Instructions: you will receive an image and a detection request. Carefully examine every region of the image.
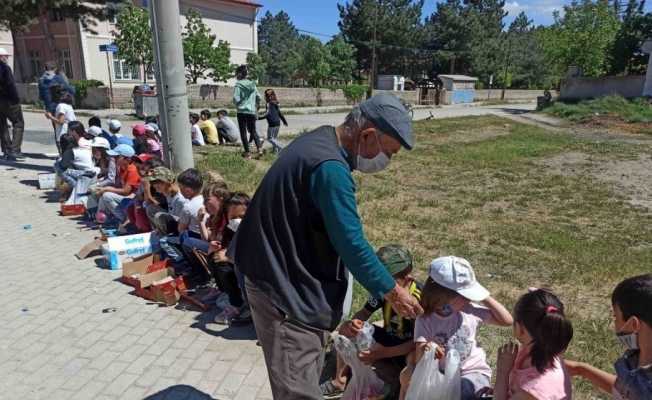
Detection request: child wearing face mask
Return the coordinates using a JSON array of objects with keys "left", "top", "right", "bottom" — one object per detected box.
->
[
  {"left": 565, "top": 274, "right": 652, "bottom": 400},
  {"left": 493, "top": 289, "right": 574, "bottom": 400},
  {"left": 399, "top": 256, "right": 513, "bottom": 400},
  {"left": 210, "top": 192, "right": 251, "bottom": 325}
]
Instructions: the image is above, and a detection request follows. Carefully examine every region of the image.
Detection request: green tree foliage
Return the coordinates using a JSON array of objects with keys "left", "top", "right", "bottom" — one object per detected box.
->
[
  {"left": 113, "top": 5, "right": 153, "bottom": 84},
  {"left": 257, "top": 11, "right": 301, "bottom": 85},
  {"left": 298, "top": 36, "right": 332, "bottom": 87},
  {"left": 326, "top": 35, "right": 357, "bottom": 83},
  {"left": 609, "top": 1, "right": 652, "bottom": 74},
  {"left": 504, "top": 12, "right": 552, "bottom": 89},
  {"left": 538, "top": 0, "right": 620, "bottom": 78},
  {"left": 337, "top": 0, "right": 425, "bottom": 77},
  {"left": 423, "top": 0, "right": 505, "bottom": 85},
  {"left": 182, "top": 9, "right": 232, "bottom": 84},
  {"left": 0, "top": 0, "right": 119, "bottom": 32},
  {"left": 246, "top": 52, "right": 267, "bottom": 82}
]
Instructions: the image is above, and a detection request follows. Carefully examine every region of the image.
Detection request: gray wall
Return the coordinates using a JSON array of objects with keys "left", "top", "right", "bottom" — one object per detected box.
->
[{"left": 560, "top": 76, "right": 645, "bottom": 100}]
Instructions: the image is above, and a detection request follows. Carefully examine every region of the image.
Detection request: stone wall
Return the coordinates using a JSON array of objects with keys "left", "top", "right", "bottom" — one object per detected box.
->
[
  {"left": 560, "top": 76, "right": 645, "bottom": 100},
  {"left": 17, "top": 82, "right": 542, "bottom": 110}
]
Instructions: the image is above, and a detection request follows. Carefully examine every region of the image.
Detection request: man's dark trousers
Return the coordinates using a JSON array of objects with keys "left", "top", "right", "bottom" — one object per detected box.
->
[{"left": 0, "top": 102, "right": 24, "bottom": 156}]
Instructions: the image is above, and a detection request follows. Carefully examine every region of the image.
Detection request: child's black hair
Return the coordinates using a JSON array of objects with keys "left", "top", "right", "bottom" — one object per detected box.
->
[
  {"left": 514, "top": 289, "right": 573, "bottom": 373},
  {"left": 200, "top": 109, "right": 211, "bottom": 119},
  {"left": 88, "top": 116, "right": 101, "bottom": 128},
  {"left": 144, "top": 116, "right": 158, "bottom": 124},
  {"left": 145, "top": 157, "right": 164, "bottom": 170},
  {"left": 189, "top": 113, "right": 200, "bottom": 123},
  {"left": 177, "top": 168, "right": 203, "bottom": 191},
  {"left": 236, "top": 64, "right": 248, "bottom": 78},
  {"left": 225, "top": 192, "right": 250, "bottom": 208},
  {"left": 612, "top": 274, "right": 652, "bottom": 327},
  {"left": 67, "top": 121, "right": 85, "bottom": 137}
]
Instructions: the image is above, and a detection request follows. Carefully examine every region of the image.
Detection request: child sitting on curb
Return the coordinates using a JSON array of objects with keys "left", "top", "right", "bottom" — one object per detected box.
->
[
  {"left": 565, "top": 274, "right": 652, "bottom": 399},
  {"left": 493, "top": 289, "right": 574, "bottom": 400},
  {"left": 322, "top": 244, "right": 421, "bottom": 399},
  {"left": 399, "top": 256, "right": 513, "bottom": 400}
]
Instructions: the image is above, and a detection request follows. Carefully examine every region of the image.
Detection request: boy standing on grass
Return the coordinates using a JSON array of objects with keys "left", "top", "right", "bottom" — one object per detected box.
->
[
  {"left": 233, "top": 64, "right": 263, "bottom": 158},
  {"left": 566, "top": 274, "right": 652, "bottom": 399},
  {"left": 176, "top": 168, "right": 204, "bottom": 239},
  {"left": 199, "top": 110, "right": 219, "bottom": 145}
]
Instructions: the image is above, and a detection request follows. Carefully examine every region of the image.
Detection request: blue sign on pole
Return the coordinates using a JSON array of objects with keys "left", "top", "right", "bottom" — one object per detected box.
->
[{"left": 99, "top": 44, "right": 119, "bottom": 53}]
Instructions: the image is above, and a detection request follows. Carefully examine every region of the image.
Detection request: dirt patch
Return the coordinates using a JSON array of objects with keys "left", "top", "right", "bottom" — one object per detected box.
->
[{"left": 540, "top": 152, "right": 652, "bottom": 210}]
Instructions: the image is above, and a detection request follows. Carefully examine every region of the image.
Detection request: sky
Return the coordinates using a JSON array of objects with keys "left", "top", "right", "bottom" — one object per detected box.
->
[{"left": 257, "top": 0, "right": 651, "bottom": 40}]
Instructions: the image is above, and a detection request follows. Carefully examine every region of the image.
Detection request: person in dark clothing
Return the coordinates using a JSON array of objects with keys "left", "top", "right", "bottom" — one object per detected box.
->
[
  {"left": 38, "top": 61, "right": 75, "bottom": 115},
  {"left": 228, "top": 93, "right": 423, "bottom": 399},
  {"left": 0, "top": 48, "right": 25, "bottom": 161},
  {"left": 258, "top": 89, "right": 288, "bottom": 154},
  {"left": 88, "top": 116, "right": 115, "bottom": 147}
]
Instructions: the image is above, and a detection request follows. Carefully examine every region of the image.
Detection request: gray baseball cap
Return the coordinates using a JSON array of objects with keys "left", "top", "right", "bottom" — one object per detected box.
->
[{"left": 359, "top": 93, "right": 414, "bottom": 150}]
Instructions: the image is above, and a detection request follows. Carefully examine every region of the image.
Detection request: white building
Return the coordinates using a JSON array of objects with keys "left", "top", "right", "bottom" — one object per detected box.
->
[{"left": 11, "top": 0, "right": 261, "bottom": 86}]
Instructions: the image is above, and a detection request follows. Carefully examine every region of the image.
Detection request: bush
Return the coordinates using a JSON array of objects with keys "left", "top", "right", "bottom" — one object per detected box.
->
[
  {"left": 545, "top": 95, "right": 652, "bottom": 123},
  {"left": 70, "top": 79, "right": 104, "bottom": 107},
  {"left": 341, "top": 84, "right": 368, "bottom": 104}
]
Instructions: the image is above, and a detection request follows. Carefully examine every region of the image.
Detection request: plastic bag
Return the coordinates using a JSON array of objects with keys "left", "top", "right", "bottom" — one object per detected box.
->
[
  {"left": 333, "top": 331, "right": 385, "bottom": 400},
  {"left": 406, "top": 346, "right": 461, "bottom": 400}
]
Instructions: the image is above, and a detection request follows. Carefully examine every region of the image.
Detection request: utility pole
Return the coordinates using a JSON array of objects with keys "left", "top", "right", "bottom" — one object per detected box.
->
[
  {"left": 149, "top": 0, "right": 194, "bottom": 170},
  {"left": 501, "top": 33, "right": 512, "bottom": 100},
  {"left": 368, "top": 0, "right": 379, "bottom": 98}
]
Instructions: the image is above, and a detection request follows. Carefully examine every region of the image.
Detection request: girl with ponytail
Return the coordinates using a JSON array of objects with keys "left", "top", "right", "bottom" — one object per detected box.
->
[{"left": 493, "top": 289, "right": 574, "bottom": 400}]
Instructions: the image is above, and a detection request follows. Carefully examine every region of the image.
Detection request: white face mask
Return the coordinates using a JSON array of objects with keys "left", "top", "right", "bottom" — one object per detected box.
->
[
  {"left": 227, "top": 218, "right": 242, "bottom": 232},
  {"left": 617, "top": 332, "right": 639, "bottom": 350},
  {"left": 616, "top": 318, "right": 639, "bottom": 350},
  {"left": 356, "top": 132, "right": 390, "bottom": 174}
]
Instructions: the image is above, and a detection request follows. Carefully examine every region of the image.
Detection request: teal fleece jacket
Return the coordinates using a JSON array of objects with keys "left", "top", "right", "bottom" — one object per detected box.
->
[{"left": 233, "top": 79, "right": 261, "bottom": 115}]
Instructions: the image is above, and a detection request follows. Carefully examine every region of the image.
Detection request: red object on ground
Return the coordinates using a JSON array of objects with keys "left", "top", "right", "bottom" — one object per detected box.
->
[
  {"left": 61, "top": 204, "right": 86, "bottom": 216},
  {"left": 126, "top": 204, "right": 151, "bottom": 232}
]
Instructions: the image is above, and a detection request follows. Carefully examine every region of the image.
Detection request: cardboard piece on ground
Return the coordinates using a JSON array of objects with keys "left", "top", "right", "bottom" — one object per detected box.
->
[
  {"left": 76, "top": 238, "right": 106, "bottom": 260},
  {"left": 121, "top": 254, "right": 167, "bottom": 287}
]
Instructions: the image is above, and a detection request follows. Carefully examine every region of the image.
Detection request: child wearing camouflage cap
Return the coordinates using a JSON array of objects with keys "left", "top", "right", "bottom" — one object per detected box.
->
[
  {"left": 321, "top": 244, "right": 422, "bottom": 399},
  {"left": 145, "top": 166, "right": 188, "bottom": 236}
]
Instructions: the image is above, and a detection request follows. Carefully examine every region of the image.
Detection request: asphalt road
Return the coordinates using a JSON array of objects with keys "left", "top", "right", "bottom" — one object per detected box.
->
[{"left": 19, "top": 102, "right": 536, "bottom": 150}]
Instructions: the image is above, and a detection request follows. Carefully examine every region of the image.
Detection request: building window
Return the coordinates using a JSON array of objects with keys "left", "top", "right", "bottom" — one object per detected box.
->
[
  {"left": 113, "top": 58, "right": 141, "bottom": 81},
  {"left": 58, "top": 49, "right": 73, "bottom": 79},
  {"left": 28, "top": 50, "right": 42, "bottom": 80}
]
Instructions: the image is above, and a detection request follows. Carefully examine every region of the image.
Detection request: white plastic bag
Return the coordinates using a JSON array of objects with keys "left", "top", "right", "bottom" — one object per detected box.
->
[
  {"left": 406, "top": 346, "right": 461, "bottom": 400},
  {"left": 333, "top": 330, "right": 385, "bottom": 400}
]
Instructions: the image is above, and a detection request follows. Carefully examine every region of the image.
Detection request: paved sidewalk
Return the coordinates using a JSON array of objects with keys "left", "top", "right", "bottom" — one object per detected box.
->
[{"left": 0, "top": 138, "right": 272, "bottom": 399}]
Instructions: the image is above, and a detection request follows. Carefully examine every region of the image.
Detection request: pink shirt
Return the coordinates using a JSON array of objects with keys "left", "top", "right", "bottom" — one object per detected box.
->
[
  {"left": 508, "top": 345, "right": 572, "bottom": 400},
  {"left": 414, "top": 304, "right": 493, "bottom": 378}
]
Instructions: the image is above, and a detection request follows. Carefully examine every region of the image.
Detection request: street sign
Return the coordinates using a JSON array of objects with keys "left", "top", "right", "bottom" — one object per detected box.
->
[{"left": 99, "top": 44, "right": 119, "bottom": 53}]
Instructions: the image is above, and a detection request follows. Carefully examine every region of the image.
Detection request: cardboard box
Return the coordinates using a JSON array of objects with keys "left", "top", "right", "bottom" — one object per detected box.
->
[
  {"left": 103, "top": 232, "right": 152, "bottom": 270},
  {"left": 38, "top": 173, "right": 56, "bottom": 190},
  {"left": 121, "top": 254, "right": 168, "bottom": 287}
]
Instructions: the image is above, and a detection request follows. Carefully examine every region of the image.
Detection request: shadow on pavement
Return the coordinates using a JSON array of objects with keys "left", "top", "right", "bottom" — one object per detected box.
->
[
  {"left": 497, "top": 107, "right": 531, "bottom": 115},
  {"left": 21, "top": 152, "right": 57, "bottom": 160},
  {"left": 0, "top": 159, "right": 54, "bottom": 173},
  {"left": 143, "top": 385, "right": 215, "bottom": 400},
  {"left": 19, "top": 179, "right": 39, "bottom": 188},
  {"left": 40, "top": 190, "right": 60, "bottom": 203},
  {"left": 190, "top": 311, "right": 258, "bottom": 341}
]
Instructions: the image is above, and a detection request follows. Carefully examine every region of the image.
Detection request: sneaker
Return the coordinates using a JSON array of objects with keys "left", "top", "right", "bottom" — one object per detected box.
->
[
  {"left": 214, "top": 304, "right": 240, "bottom": 325},
  {"left": 4, "top": 154, "right": 16, "bottom": 161},
  {"left": 13, "top": 153, "right": 25, "bottom": 161},
  {"left": 230, "top": 306, "right": 252, "bottom": 325}
]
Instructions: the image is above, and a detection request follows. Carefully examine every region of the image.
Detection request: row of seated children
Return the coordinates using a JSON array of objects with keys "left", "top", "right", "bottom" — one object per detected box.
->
[
  {"left": 191, "top": 111, "right": 240, "bottom": 147},
  {"left": 322, "top": 246, "right": 651, "bottom": 400}
]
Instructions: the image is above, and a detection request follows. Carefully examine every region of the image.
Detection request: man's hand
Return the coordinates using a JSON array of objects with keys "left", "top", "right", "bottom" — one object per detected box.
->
[
  {"left": 359, "top": 343, "right": 387, "bottom": 365},
  {"left": 384, "top": 283, "right": 423, "bottom": 319},
  {"left": 338, "top": 319, "right": 362, "bottom": 338}
]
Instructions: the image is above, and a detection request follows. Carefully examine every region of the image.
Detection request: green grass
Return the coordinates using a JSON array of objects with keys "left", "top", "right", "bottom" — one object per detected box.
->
[
  {"left": 197, "top": 115, "right": 652, "bottom": 399},
  {"left": 545, "top": 95, "right": 652, "bottom": 123}
]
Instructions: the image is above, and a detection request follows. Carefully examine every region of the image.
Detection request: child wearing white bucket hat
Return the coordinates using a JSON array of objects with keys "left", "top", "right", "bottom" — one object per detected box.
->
[{"left": 399, "top": 256, "right": 514, "bottom": 400}]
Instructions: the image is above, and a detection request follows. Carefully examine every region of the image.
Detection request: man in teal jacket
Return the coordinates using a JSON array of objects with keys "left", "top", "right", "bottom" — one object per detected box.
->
[{"left": 233, "top": 65, "right": 263, "bottom": 158}]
